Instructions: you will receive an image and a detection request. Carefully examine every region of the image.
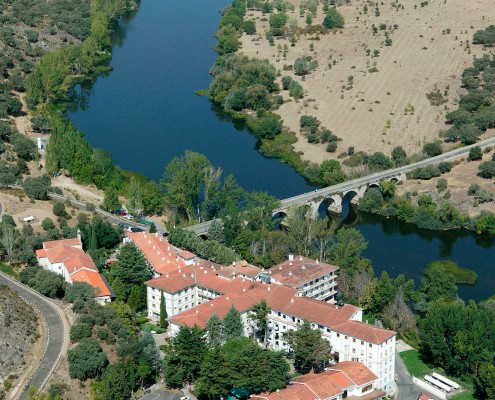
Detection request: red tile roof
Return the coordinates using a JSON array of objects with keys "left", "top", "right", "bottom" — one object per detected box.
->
[
  {"left": 128, "top": 232, "right": 185, "bottom": 275},
  {"left": 36, "top": 249, "right": 46, "bottom": 258},
  {"left": 216, "top": 261, "right": 262, "bottom": 279},
  {"left": 332, "top": 321, "right": 395, "bottom": 344},
  {"left": 43, "top": 237, "right": 81, "bottom": 249},
  {"left": 270, "top": 256, "right": 338, "bottom": 287},
  {"left": 71, "top": 269, "right": 112, "bottom": 297},
  {"left": 178, "top": 250, "right": 196, "bottom": 260},
  {"left": 329, "top": 361, "right": 378, "bottom": 386},
  {"left": 253, "top": 362, "right": 379, "bottom": 400},
  {"left": 43, "top": 244, "right": 97, "bottom": 272}
]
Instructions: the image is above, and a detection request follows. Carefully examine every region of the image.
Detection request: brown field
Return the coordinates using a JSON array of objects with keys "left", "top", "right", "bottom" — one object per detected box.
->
[{"left": 240, "top": 0, "right": 495, "bottom": 163}]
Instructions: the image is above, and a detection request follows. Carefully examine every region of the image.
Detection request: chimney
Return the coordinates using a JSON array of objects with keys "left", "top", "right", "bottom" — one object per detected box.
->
[
  {"left": 241, "top": 260, "right": 248, "bottom": 267},
  {"left": 226, "top": 296, "right": 230, "bottom": 300},
  {"left": 196, "top": 309, "right": 199, "bottom": 314},
  {"left": 268, "top": 287, "right": 271, "bottom": 292},
  {"left": 288, "top": 272, "right": 292, "bottom": 276},
  {"left": 210, "top": 303, "right": 214, "bottom": 307},
  {"left": 191, "top": 274, "right": 194, "bottom": 278},
  {"left": 299, "top": 256, "right": 303, "bottom": 261},
  {"left": 279, "top": 266, "right": 283, "bottom": 270},
  {"left": 162, "top": 257, "right": 165, "bottom": 261},
  {"left": 302, "top": 266, "right": 306, "bottom": 270},
  {"left": 288, "top": 254, "right": 293, "bottom": 261},
  {"left": 289, "top": 262, "right": 292, "bottom": 266},
  {"left": 316, "top": 259, "right": 319, "bottom": 264},
  {"left": 157, "top": 251, "right": 160, "bottom": 255},
  {"left": 291, "top": 298, "right": 294, "bottom": 303},
  {"left": 232, "top": 261, "right": 236, "bottom": 265},
  {"left": 153, "top": 245, "right": 155, "bottom": 250},
  {"left": 243, "top": 288, "right": 246, "bottom": 292},
  {"left": 166, "top": 274, "right": 169, "bottom": 278}
]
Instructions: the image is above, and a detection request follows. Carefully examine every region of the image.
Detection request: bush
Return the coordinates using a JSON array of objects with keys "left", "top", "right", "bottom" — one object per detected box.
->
[
  {"left": 436, "top": 178, "right": 448, "bottom": 191},
  {"left": 478, "top": 160, "right": 495, "bottom": 178},
  {"left": 409, "top": 166, "right": 441, "bottom": 180},
  {"left": 68, "top": 338, "right": 108, "bottom": 380},
  {"left": 23, "top": 175, "right": 51, "bottom": 200},
  {"left": 423, "top": 142, "right": 443, "bottom": 157},
  {"left": 326, "top": 141, "right": 337, "bottom": 152},
  {"left": 468, "top": 183, "right": 480, "bottom": 196},
  {"left": 281, "top": 76, "right": 292, "bottom": 90},
  {"left": 323, "top": 7, "right": 344, "bottom": 29},
  {"left": 358, "top": 187, "right": 384, "bottom": 212},
  {"left": 70, "top": 322, "right": 93, "bottom": 343},
  {"left": 476, "top": 189, "right": 494, "bottom": 203},
  {"left": 244, "top": 20, "right": 256, "bottom": 35},
  {"left": 300, "top": 115, "right": 319, "bottom": 128},
  {"left": 438, "top": 161, "right": 453, "bottom": 173},
  {"left": 469, "top": 146, "right": 483, "bottom": 161},
  {"left": 427, "top": 260, "right": 478, "bottom": 284},
  {"left": 288, "top": 80, "right": 304, "bottom": 98}
]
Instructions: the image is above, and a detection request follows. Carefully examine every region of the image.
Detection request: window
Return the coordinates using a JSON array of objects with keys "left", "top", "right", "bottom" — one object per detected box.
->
[
  {"left": 362, "top": 384, "right": 372, "bottom": 393},
  {"left": 361, "top": 341, "right": 364, "bottom": 345},
  {"left": 152, "top": 296, "right": 155, "bottom": 300},
  {"left": 369, "top": 343, "right": 372, "bottom": 348},
  {"left": 353, "top": 338, "right": 356, "bottom": 343},
  {"left": 345, "top": 336, "right": 348, "bottom": 339},
  {"left": 337, "top": 333, "right": 340, "bottom": 338}
]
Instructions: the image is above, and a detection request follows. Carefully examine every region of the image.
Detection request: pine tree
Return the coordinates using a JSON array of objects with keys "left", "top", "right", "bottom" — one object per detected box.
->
[
  {"left": 149, "top": 222, "right": 157, "bottom": 233},
  {"left": 207, "top": 219, "right": 225, "bottom": 243},
  {"left": 160, "top": 291, "right": 169, "bottom": 329},
  {"left": 89, "top": 222, "right": 97, "bottom": 251},
  {"left": 195, "top": 347, "right": 233, "bottom": 399},
  {"left": 223, "top": 306, "right": 244, "bottom": 341},
  {"left": 206, "top": 313, "right": 223, "bottom": 346},
  {"left": 249, "top": 299, "right": 271, "bottom": 347},
  {"left": 284, "top": 320, "right": 333, "bottom": 373},
  {"left": 127, "top": 285, "right": 146, "bottom": 311}
]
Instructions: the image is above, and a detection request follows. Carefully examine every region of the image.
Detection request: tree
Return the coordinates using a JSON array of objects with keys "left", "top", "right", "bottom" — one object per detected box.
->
[
  {"left": 23, "top": 175, "right": 51, "bottom": 200},
  {"left": 245, "top": 191, "right": 281, "bottom": 231},
  {"left": 415, "top": 268, "right": 458, "bottom": 312},
  {"left": 206, "top": 313, "right": 223, "bottom": 346},
  {"left": 423, "top": 142, "right": 443, "bottom": 157},
  {"left": 28, "top": 270, "right": 65, "bottom": 298},
  {"left": 149, "top": 222, "right": 157, "bottom": 233},
  {"left": 195, "top": 347, "right": 233, "bottom": 400},
  {"left": 141, "top": 181, "right": 165, "bottom": 215},
  {"left": 65, "top": 282, "right": 95, "bottom": 303},
  {"left": 207, "top": 219, "right": 225, "bottom": 243},
  {"left": 478, "top": 160, "right": 495, "bottom": 178},
  {"left": 469, "top": 146, "right": 483, "bottom": 161},
  {"left": 288, "top": 80, "right": 304, "bottom": 99},
  {"left": 103, "top": 187, "right": 120, "bottom": 211},
  {"left": 110, "top": 243, "right": 152, "bottom": 300},
  {"left": 163, "top": 325, "right": 207, "bottom": 386},
  {"left": 323, "top": 7, "right": 345, "bottom": 29},
  {"left": 127, "top": 176, "right": 143, "bottom": 214},
  {"left": 223, "top": 305, "right": 244, "bottom": 341},
  {"left": 244, "top": 20, "right": 256, "bottom": 35},
  {"left": 10, "top": 133, "right": 37, "bottom": 160},
  {"left": 391, "top": 146, "right": 407, "bottom": 165},
  {"left": 328, "top": 227, "right": 369, "bottom": 275},
  {"left": 161, "top": 151, "right": 211, "bottom": 221},
  {"left": 269, "top": 12, "right": 288, "bottom": 29},
  {"left": 92, "top": 362, "right": 133, "bottom": 400},
  {"left": 475, "top": 363, "right": 495, "bottom": 400},
  {"left": 249, "top": 299, "right": 271, "bottom": 346},
  {"left": 284, "top": 320, "right": 333, "bottom": 373},
  {"left": 127, "top": 285, "right": 147, "bottom": 311},
  {"left": 159, "top": 291, "right": 169, "bottom": 329},
  {"left": 1, "top": 224, "right": 15, "bottom": 262},
  {"left": 68, "top": 338, "right": 108, "bottom": 380},
  {"left": 367, "top": 152, "right": 392, "bottom": 172}
]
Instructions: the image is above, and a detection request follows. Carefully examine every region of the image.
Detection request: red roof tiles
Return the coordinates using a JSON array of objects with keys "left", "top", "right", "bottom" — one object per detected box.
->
[
  {"left": 332, "top": 321, "right": 395, "bottom": 344},
  {"left": 71, "top": 269, "right": 112, "bottom": 297},
  {"left": 43, "top": 237, "right": 82, "bottom": 249},
  {"left": 270, "top": 256, "right": 338, "bottom": 287}
]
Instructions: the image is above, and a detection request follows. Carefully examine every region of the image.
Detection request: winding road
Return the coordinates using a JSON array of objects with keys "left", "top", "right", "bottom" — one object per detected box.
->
[{"left": 0, "top": 272, "right": 67, "bottom": 400}]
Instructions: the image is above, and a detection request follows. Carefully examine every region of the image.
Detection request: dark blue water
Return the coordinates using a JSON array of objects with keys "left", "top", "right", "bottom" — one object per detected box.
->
[
  {"left": 69, "top": 0, "right": 495, "bottom": 302},
  {"left": 68, "top": 0, "right": 313, "bottom": 198}
]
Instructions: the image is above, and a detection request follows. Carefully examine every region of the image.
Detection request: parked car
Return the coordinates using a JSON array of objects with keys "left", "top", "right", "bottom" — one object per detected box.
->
[
  {"left": 125, "top": 214, "right": 134, "bottom": 220},
  {"left": 130, "top": 227, "right": 144, "bottom": 233},
  {"left": 179, "top": 397, "right": 190, "bottom": 400},
  {"left": 118, "top": 222, "right": 127, "bottom": 229}
]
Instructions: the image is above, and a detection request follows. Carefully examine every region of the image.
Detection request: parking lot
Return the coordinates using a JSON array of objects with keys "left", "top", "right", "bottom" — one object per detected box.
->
[{"left": 139, "top": 389, "right": 184, "bottom": 400}]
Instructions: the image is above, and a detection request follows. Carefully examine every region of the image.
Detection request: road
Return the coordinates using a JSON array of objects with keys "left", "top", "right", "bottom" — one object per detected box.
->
[
  {"left": 0, "top": 272, "right": 67, "bottom": 400},
  {"left": 395, "top": 352, "right": 441, "bottom": 400},
  {"left": 186, "top": 136, "right": 495, "bottom": 234}
]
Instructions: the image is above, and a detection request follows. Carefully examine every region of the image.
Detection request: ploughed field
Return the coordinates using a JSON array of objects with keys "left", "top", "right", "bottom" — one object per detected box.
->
[{"left": 240, "top": 0, "right": 495, "bottom": 163}]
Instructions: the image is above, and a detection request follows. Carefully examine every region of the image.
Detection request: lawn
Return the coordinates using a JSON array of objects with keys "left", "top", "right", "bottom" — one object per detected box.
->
[
  {"left": 400, "top": 349, "right": 432, "bottom": 377},
  {"left": 0, "top": 263, "right": 18, "bottom": 278},
  {"left": 140, "top": 322, "right": 166, "bottom": 334},
  {"left": 451, "top": 392, "right": 476, "bottom": 400}
]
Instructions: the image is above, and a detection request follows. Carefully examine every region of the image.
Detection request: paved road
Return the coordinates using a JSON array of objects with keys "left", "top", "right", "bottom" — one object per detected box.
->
[
  {"left": 395, "top": 351, "right": 440, "bottom": 400},
  {"left": 140, "top": 389, "right": 183, "bottom": 400},
  {"left": 0, "top": 272, "right": 66, "bottom": 400},
  {"left": 186, "top": 136, "right": 495, "bottom": 234}
]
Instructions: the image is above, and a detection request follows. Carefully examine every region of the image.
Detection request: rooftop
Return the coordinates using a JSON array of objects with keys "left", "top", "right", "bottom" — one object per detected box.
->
[
  {"left": 43, "top": 237, "right": 82, "bottom": 249},
  {"left": 252, "top": 362, "right": 382, "bottom": 400},
  {"left": 269, "top": 256, "right": 338, "bottom": 288},
  {"left": 42, "top": 244, "right": 98, "bottom": 273},
  {"left": 70, "top": 269, "right": 112, "bottom": 297},
  {"left": 216, "top": 260, "right": 262, "bottom": 279},
  {"left": 128, "top": 231, "right": 185, "bottom": 275}
]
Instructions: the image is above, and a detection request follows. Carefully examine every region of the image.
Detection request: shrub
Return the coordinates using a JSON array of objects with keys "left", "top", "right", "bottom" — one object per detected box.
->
[
  {"left": 423, "top": 142, "right": 443, "bottom": 157},
  {"left": 409, "top": 166, "right": 442, "bottom": 180},
  {"left": 300, "top": 115, "right": 319, "bottom": 128},
  {"left": 436, "top": 178, "right": 448, "bottom": 191},
  {"left": 244, "top": 20, "right": 256, "bottom": 35},
  {"left": 326, "top": 141, "right": 337, "bottom": 152},
  {"left": 288, "top": 80, "right": 304, "bottom": 98},
  {"left": 323, "top": 7, "right": 344, "bottom": 29},
  {"left": 281, "top": 76, "right": 293, "bottom": 90},
  {"left": 469, "top": 146, "right": 483, "bottom": 161},
  {"left": 359, "top": 187, "right": 384, "bottom": 212},
  {"left": 478, "top": 160, "right": 495, "bottom": 178},
  {"left": 438, "top": 161, "right": 453, "bottom": 173},
  {"left": 68, "top": 338, "right": 108, "bottom": 380},
  {"left": 70, "top": 322, "right": 93, "bottom": 343},
  {"left": 468, "top": 183, "right": 480, "bottom": 196}
]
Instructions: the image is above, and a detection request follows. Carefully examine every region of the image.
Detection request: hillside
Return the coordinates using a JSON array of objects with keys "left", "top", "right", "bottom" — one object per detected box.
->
[
  {"left": 240, "top": 0, "right": 495, "bottom": 163},
  {"left": 0, "top": 284, "right": 42, "bottom": 397}
]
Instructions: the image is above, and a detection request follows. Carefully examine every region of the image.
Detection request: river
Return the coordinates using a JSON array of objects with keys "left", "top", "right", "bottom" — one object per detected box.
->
[{"left": 69, "top": 0, "right": 494, "bottom": 302}]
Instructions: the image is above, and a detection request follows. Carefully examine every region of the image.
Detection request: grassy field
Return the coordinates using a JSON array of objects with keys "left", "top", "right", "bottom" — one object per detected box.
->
[
  {"left": 400, "top": 349, "right": 433, "bottom": 377},
  {"left": 451, "top": 392, "right": 476, "bottom": 400}
]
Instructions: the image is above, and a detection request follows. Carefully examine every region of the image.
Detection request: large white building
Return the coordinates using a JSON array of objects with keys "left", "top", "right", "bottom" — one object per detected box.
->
[
  {"left": 130, "top": 231, "right": 396, "bottom": 393},
  {"left": 168, "top": 282, "right": 396, "bottom": 393}
]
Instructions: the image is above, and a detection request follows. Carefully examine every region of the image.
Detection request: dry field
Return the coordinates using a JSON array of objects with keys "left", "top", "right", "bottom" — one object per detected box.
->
[{"left": 240, "top": 0, "right": 495, "bottom": 163}]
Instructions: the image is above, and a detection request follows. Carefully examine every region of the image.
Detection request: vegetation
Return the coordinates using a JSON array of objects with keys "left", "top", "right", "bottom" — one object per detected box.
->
[
  {"left": 473, "top": 25, "right": 495, "bottom": 46},
  {"left": 426, "top": 260, "right": 478, "bottom": 285},
  {"left": 400, "top": 349, "right": 432, "bottom": 377}
]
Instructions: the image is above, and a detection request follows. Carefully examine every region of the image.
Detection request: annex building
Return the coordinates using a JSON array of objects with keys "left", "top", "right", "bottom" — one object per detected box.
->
[
  {"left": 36, "top": 235, "right": 113, "bottom": 304},
  {"left": 127, "top": 231, "right": 396, "bottom": 393}
]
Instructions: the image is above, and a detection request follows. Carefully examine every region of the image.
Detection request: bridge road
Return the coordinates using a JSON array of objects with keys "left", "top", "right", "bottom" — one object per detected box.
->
[{"left": 186, "top": 136, "right": 495, "bottom": 234}]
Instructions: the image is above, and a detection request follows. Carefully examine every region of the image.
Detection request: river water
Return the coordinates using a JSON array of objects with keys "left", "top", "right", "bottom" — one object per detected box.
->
[{"left": 69, "top": 0, "right": 494, "bottom": 302}]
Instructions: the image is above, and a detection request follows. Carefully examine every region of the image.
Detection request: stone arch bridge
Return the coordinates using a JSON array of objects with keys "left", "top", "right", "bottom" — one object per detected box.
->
[{"left": 186, "top": 137, "right": 495, "bottom": 236}]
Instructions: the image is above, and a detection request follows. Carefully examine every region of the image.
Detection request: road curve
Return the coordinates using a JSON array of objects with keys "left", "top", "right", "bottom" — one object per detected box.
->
[{"left": 0, "top": 272, "right": 66, "bottom": 400}]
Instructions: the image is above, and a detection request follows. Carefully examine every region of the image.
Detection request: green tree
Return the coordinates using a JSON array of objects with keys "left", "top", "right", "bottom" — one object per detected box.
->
[
  {"left": 269, "top": 12, "right": 288, "bottom": 29},
  {"left": 478, "top": 160, "right": 495, "bottom": 178},
  {"left": 328, "top": 227, "right": 369, "bottom": 274},
  {"left": 423, "top": 142, "right": 443, "bottom": 157},
  {"left": 141, "top": 181, "right": 164, "bottom": 215},
  {"left": 245, "top": 191, "right": 281, "bottom": 231},
  {"left": 223, "top": 305, "right": 244, "bottom": 341},
  {"left": 127, "top": 176, "right": 143, "bottom": 214},
  {"left": 103, "top": 187, "right": 120, "bottom": 211},
  {"left": 475, "top": 363, "right": 495, "bottom": 400},
  {"left": 244, "top": 20, "right": 256, "bottom": 35},
  {"left": 391, "top": 145, "right": 407, "bottom": 165},
  {"left": 207, "top": 219, "right": 225, "bottom": 243},
  {"left": 163, "top": 325, "right": 207, "bottom": 386},
  {"left": 206, "top": 313, "right": 224, "bottom": 346},
  {"left": 68, "top": 338, "right": 108, "bottom": 380},
  {"left": 415, "top": 268, "right": 458, "bottom": 312},
  {"left": 23, "top": 175, "right": 51, "bottom": 200},
  {"left": 110, "top": 243, "right": 152, "bottom": 300},
  {"left": 323, "top": 7, "right": 345, "bottom": 29},
  {"left": 92, "top": 362, "right": 133, "bottom": 400},
  {"left": 161, "top": 151, "right": 211, "bottom": 221},
  {"left": 127, "top": 284, "right": 147, "bottom": 311},
  {"left": 195, "top": 347, "right": 233, "bottom": 400},
  {"left": 284, "top": 320, "right": 333, "bottom": 373},
  {"left": 160, "top": 291, "right": 169, "bottom": 329},
  {"left": 469, "top": 146, "right": 483, "bottom": 161},
  {"left": 249, "top": 299, "right": 271, "bottom": 346}
]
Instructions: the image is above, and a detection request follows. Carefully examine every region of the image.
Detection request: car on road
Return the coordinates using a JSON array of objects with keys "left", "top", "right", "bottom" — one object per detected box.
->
[
  {"left": 125, "top": 214, "right": 134, "bottom": 220},
  {"left": 179, "top": 397, "right": 190, "bottom": 400},
  {"left": 130, "top": 227, "right": 144, "bottom": 233}
]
